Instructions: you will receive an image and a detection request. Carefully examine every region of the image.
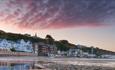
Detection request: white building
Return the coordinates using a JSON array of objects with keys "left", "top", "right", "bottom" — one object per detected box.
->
[
  {"left": 15, "top": 39, "right": 33, "bottom": 52},
  {"left": 0, "top": 39, "right": 33, "bottom": 52},
  {"left": 101, "top": 54, "right": 115, "bottom": 59},
  {"left": 0, "top": 39, "right": 12, "bottom": 50},
  {"left": 67, "top": 49, "right": 78, "bottom": 57}
]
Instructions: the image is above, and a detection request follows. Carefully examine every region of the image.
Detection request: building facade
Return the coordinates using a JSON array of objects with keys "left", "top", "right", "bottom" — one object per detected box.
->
[{"left": 33, "top": 42, "right": 57, "bottom": 56}]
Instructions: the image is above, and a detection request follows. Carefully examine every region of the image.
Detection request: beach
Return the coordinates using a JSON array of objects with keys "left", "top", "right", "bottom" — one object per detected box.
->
[
  {"left": 0, "top": 57, "right": 115, "bottom": 70},
  {"left": 45, "top": 63, "right": 115, "bottom": 70}
]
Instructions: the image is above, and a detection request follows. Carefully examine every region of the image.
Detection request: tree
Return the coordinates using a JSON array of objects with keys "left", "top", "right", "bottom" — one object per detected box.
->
[
  {"left": 46, "top": 35, "right": 54, "bottom": 39},
  {"left": 45, "top": 35, "right": 54, "bottom": 45},
  {"left": 55, "top": 41, "right": 70, "bottom": 51},
  {"left": 59, "top": 40, "right": 69, "bottom": 44}
]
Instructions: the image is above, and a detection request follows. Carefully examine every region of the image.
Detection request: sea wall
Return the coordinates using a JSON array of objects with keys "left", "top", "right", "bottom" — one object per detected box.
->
[{"left": 0, "top": 49, "right": 36, "bottom": 56}]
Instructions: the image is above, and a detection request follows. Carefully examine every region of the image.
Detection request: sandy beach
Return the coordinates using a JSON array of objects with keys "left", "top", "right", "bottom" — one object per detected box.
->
[
  {"left": 45, "top": 63, "right": 115, "bottom": 70},
  {"left": 33, "top": 61, "right": 115, "bottom": 70},
  {"left": 0, "top": 57, "right": 115, "bottom": 70}
]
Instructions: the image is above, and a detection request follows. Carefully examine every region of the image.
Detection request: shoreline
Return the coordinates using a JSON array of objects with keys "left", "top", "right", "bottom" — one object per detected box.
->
[
  {"left": 46, "top": 63, "right": 115, "bottom": 70},
  {"left": 0, "top": 56, "right": 115, "bottom": 70},
  {"left": 36, "top": 61, "right": 115, "bottom": 70}
]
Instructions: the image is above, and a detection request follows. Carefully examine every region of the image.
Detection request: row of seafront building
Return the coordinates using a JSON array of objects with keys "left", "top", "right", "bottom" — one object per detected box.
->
[
  {"left": 33, "top": 43, "right": 102, "bottom": 58},
  {"left": 0, "top": 41, "right": 56, "bottom": 57},
  {"left": 33, "top": 43, "right": 115, "bottom": 59},
  {"left": 57, "top": 48, "right": 95, "bottom": 58},
  {"left": 0, "top": 40, "right": 114, "bottom": 58},
  {"left": 0, "top": 35, "right": 115, "bottom": 58}
]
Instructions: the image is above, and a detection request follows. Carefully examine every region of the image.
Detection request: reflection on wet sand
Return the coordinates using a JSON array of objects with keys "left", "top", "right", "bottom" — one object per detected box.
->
[
  {"left": 0, "top": 57, "right": 115, "bottom": 70},
  {"left": 0, "top": 61, "right": 45, "bottom": 70}
]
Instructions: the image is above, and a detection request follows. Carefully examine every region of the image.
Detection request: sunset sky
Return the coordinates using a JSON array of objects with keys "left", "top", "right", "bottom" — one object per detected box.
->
[{"left": 0, "top": 0, "right": 115, "bottom": 51}]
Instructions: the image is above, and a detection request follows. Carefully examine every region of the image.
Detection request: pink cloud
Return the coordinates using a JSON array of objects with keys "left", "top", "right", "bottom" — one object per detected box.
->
[{"left": 0, "top": 0, "right": 113, "bottom": 30}]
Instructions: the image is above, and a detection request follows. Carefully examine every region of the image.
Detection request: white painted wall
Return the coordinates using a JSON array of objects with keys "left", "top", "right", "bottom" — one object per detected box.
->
[{"left": 0, "top": 39, "right": 33, "bottom": 52}]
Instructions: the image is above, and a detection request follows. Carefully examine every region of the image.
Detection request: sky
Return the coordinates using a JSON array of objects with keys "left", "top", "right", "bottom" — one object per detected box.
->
[{"left": 0, "top": 0, "right": 115, "bottom": 51}]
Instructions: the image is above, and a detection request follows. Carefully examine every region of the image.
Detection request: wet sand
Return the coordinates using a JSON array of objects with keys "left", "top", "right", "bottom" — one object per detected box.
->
[
  {"left": 47, "top": 63, "right": 115, "bottom": 70},
  {"left": 0, "top": 56, "right": 115, "bottom": 70}
]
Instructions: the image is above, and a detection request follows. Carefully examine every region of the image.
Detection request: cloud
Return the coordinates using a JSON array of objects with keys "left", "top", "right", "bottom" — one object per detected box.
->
[{"left": 0, "top": 0, "right": 115, "bottom": 30}]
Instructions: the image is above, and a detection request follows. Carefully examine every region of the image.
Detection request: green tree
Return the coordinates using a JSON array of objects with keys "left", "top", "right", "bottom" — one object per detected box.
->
[
  {"left": 55, "top": 41, "right": 70, "bottom": 51},
  {"left": 45, "top": 35, "right": 54, "bottom": 45}
]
